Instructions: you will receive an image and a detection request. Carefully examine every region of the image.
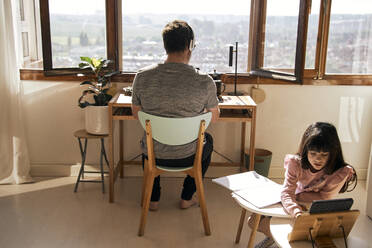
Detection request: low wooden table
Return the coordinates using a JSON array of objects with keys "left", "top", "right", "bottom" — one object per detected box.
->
[
  {"left": 232, "top": 193, "right": 290, "bottom": 248},
  {"left": 107, "top": 93, "right": 257, "bottom": 203}
]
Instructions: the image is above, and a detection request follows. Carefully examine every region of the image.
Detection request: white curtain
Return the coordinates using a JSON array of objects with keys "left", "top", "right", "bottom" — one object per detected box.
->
[{"left": 0, "top": 0, "right": 32, "bottom": 184}]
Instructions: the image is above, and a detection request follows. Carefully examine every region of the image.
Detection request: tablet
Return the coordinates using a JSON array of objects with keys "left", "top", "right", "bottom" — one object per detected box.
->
[{"left": 309, "top": 198, "right": 353, "bottom": 214}]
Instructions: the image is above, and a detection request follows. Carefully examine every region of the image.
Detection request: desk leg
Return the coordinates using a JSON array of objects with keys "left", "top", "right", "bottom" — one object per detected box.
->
[
  {"left": 249, "top": 107, "right": 256, "bottom": 171},
  {"left": 119, "top": 120, "right": 124, "bottom": 178},
  {"left": 247, "top": 213, "right": 261, "bottom": 248},
  {"left": 235, "top": 208, "right": 247, "bottom": 243},
  {"left": 240, "top": 122, "right": 247, "bottom": 172},
  {"left": 108, "top": 106, "right": 114, "bottom": 203}
]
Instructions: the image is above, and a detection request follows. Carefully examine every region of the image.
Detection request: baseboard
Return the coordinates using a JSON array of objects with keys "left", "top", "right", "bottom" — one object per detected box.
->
[
  {"left": 31, "top": 163, "right": 82, "bottom": 177},
  {"left": 30, "top": 163, "right": 368, "bottom": 180}
]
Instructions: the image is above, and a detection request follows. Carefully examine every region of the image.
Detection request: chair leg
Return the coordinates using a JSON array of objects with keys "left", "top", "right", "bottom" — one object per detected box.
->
[
  {"left": 82, "top": 138, "right": 87, "bottom": 180},
  {"left": 247, "top": 213, "right": 261, "bottom": 248},
  {"left": 100, "top": 138, "right": 105, "bottom": 193},
  {"left": 74, "top": 138, "right": 88, "bottom": 192},
  {"left": 101, "top": 139, "right": 109, "bottom": 167},
  {"left": 194, "top": 170, "right": 211, "bottom": 236},
  {"left": 235, "top": 208, "right": 247, "bottom": 243},
  {"left": 138, "top": 171, "right": 155, "bottom": 236},
  {"left": 141, "top": 161, "right": 149, "bottom": 207}
]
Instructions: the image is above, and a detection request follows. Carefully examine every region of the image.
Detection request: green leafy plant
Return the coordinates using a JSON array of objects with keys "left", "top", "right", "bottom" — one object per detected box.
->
[{"left": 78, "top": 56, "right": 118, "bottom": 108}]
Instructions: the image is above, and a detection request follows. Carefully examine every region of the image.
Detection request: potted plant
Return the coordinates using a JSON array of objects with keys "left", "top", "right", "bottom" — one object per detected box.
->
[{"left": 78, "top": 56, "right": 117, "bottom": 135}]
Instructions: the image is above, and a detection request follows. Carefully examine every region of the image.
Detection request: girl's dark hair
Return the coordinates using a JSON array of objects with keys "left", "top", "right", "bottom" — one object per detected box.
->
[
  {"left": 297, "top": 122, "right": 357, "bottom": 192},
  {"left": 162, "top": 20, "right": 194, "bottom": 54}
]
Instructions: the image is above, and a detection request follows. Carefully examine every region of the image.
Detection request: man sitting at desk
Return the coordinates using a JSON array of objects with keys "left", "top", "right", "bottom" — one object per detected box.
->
[{"left": 131, "top": 20, "right": 220, "bottom": 211}]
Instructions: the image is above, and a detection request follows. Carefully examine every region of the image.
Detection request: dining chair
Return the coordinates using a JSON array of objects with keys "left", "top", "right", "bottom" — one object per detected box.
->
[{"left": 137, "top": 111, "right": 212, "bottom": 236}]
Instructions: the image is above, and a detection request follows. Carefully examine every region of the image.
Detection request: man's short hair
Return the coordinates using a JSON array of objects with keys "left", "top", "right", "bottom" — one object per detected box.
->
[{"left": 162, "top": 20, "right": 194, "bottom": 54}]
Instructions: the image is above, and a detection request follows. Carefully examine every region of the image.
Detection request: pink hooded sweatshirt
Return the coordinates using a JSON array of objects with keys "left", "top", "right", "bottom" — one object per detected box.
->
[{"left": 281, "top": 154, "right": 353, "bottom": 217}]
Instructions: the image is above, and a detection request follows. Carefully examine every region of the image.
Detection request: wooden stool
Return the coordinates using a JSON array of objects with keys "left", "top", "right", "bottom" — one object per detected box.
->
[{"left": 73, "top": 129, "right": 109, "bottom": 193}]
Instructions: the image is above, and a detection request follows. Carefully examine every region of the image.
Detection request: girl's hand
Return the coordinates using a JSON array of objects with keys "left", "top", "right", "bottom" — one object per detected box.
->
[
  {"left": 299, "top": 203, "right": 308, "bottom": 211},
  {"left": 295, "top": 211, "right": 302, "bottom": 218},
  {"left": 294, "top": 203, "right": 307, "bottom": 218}
]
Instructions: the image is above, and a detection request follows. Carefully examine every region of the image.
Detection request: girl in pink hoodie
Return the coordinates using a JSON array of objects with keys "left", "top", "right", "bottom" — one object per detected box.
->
[
  {"left": 253, "top": 122, "right": 357, "bottom": 248},
  {"left": 281, "top": 122, "right": 357, "bottom": 217}
]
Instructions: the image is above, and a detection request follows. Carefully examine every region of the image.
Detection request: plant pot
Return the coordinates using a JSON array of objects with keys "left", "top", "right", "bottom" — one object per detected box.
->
[{"left": 85, "top": 106, "right": 109, "bottom": 135}]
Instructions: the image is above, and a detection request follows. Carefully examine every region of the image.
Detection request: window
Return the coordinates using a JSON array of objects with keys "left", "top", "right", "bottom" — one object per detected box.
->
[
  {"left": 305, "top": 0, "right": 321, "bottom": 69},
  {"left": 262, "top": 2, "right": 300, "bottom": 69},
  {"left": 17, "top": 0, "right": 42, "bottom": 68},
  {"left": 121, "top": 0, "right": 251, "bottom": 73},
  {"left": 38, "top": 0, "right": 252, "bottom": 75},
  {"left": 39, "top": 0, "right": 119, "bottom": 75},
  {"left": 23, "top": 0, "right": 372, "bottom": 85},
  {"left": 47, "top": 0, "right": 106, "bottom": 68},
  {"left": 21, "top": 32, "right": 30, "bottom": 57},
  {"left": 326, "top": 0, "right": 372, "bottom": 74},
  {"left": 249, "top": 0, "right": 310, "bottom": 83}
]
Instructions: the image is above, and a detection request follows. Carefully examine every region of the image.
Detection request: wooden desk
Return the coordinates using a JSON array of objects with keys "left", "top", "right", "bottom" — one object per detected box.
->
[{"left": 107, "top": 93, "right": 257, "bottom": 203}]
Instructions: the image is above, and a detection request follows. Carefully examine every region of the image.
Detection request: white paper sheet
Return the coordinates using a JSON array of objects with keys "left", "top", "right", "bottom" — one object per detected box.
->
[
  {"left": 212, "top": 171, "right": 282, "bottom": 208},
  {"left": 219, "top": 96, "right": 244, "bottom": 106},
  {"left": 117, "top": 94, "right": 132, "bottom": 104}
]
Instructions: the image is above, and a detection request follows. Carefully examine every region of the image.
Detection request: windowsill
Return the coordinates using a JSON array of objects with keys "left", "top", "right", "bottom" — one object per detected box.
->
[
  {"left": 20, "top": 69, "right": 372, "bottom": 86},
  {"left": 20, "top": 69, "right": 136, "bottom": 83}
]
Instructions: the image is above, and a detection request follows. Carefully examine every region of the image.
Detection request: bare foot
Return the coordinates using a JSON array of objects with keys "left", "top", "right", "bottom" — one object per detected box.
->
[
  {"left": 179, "top": 195, "right": 198, "bottom": 209},
  {"left": 149, "top": 201, "right": 159, "bottom": 211},
  {"left": 248, "top": 215, "right": 272, "bottom": 237}
]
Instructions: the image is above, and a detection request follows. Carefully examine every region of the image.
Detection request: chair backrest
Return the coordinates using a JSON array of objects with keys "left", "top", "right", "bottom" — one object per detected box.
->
[{"left": 138, "top": 111, "right": 212, "bottom": 146}]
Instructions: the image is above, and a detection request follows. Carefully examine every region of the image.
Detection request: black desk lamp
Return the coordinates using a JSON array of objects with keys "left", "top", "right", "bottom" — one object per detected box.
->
[{"left": 228, "top": 42, "right": 243, "bottom": 96}]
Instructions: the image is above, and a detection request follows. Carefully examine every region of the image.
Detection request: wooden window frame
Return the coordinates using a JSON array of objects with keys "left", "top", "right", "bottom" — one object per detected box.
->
[
  {"left": 39, "top": 0, "right": 121, "bottom": 76},
  {"left": 249, "top": 0, "right": 311, "bottom": 84},
  {"left": 313, "top": 0, "right": 331, "bottom": 80},
  {"left": 20, "top": 0, "right": 371, "bottom": 86}
]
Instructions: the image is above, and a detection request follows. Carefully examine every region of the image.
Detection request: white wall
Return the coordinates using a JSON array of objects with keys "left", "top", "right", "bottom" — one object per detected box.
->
[
  {"left": 22, "top": 81, "right": 372, "bottom": 179},
  {"left": 249, "top": 84, "right": 372, "bottom": 179},
  {"left": 366, "top": 144, "right": 372, "bottom": 218}
]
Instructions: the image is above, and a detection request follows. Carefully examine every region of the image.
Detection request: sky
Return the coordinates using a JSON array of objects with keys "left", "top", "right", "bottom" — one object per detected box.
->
[{"left": 49, "top": 0, "right": 372, "bottom": 16}]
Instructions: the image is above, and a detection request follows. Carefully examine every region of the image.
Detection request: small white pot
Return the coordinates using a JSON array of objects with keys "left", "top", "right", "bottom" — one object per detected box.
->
[{"left": 85, "top": 106, "right": 109, "bottom": 135}]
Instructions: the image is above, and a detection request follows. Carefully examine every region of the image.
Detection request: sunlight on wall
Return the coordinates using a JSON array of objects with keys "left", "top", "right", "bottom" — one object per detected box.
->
[
  {"left": 338, "top": 97, "right": 364, "bottom": 143},
  {"left": 22, "top": 81, "right": 68, "bottom": 96}
]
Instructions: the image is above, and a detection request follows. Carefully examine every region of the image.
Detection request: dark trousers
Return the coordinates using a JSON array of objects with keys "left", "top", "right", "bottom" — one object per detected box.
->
[{"left": 142, "top": 133, "right": 213, "bottom": 201}]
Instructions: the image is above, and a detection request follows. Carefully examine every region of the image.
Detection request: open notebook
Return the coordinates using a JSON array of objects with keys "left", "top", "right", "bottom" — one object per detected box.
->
[{"left": 213, "top": 171, "right": 282, "bottom": 208}]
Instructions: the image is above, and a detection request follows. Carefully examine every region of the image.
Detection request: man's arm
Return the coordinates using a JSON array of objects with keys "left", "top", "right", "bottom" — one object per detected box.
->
[
  {"left": 207, "top": 106, "right": 220, "bottom": 123},
  {"left": 131, "top": 104, "right": 141, "bottom": 120}
]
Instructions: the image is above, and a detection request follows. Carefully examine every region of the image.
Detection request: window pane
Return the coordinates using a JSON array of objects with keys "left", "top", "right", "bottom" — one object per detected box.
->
[
  {"left": 22, "top": 32, "right": 29, "bottom": 57},
  {"left": 305, "top": 0, "right": 320, "bottom": 69},
  {"left": 49, "top": 0, "right": 106, "bottom": 68},
  {"left": 327, "top": 0, "right": 372, "bottom": 74},
  {"left": 122, "top": 0, "right": 251, "bottom": 73},
  {"left": 19, "top": 0, "right": 25, "bottom": 21},
  {"left": 263, "top": 0, "right": 300, "bottom": 71}
]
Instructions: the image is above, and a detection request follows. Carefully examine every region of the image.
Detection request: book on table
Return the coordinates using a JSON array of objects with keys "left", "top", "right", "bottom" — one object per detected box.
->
[{"left": 212, "top": 171, "right": 282, "bottom": 208}]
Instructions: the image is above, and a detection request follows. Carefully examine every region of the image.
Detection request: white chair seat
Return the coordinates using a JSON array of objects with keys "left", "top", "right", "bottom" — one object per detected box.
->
[{"left": 156, "top": 165, "right": 194, "bottom": 172}]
